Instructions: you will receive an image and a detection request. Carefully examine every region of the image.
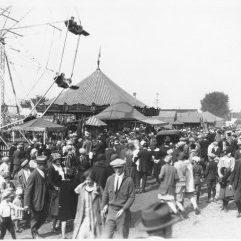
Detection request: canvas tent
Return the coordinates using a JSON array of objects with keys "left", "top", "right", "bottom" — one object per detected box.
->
[
  {"left": 12, "top": 118, "right": 65, "bottom": 144},
  {"left": 200, "top": 111, "right": 223, "bottom": 123},
  {"left": 95, "top": 102, "right": 146, "bottom": 121},
  {"left": 46, "top": 69, "right": 145, "bottom": 107},
  {"left": 85, "top": 116, "right": 107, "bottom": 127},
  {"left": 140, "top": 118, "right": 167, "bottom": 126},
  {"left": 177, "top": 111, "right": 201, "bottom": 124},
  {"left": 12, "top": 118, "right": 65, "bottom": 132}
]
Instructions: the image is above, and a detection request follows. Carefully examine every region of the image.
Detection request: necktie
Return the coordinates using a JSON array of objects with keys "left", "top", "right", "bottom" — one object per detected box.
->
[{"left": 115, "top": 177, "right": 119, "bottom": 192}]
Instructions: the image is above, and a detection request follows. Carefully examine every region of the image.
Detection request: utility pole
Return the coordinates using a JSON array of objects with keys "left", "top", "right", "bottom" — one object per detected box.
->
[{"left": 155, "top": 92, "right": 159, "bottom": 109}]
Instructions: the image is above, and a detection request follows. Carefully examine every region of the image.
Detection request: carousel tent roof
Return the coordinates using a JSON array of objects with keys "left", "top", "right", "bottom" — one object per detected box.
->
[
  {"left": 46, "top": 69, "right": 145, "bottom": 107},
  {"left": 177, "top": 111, "right": 201, "bottom": 123},
  {"left": 85, "top": 116, "right": 107, "bottom": 127},
  {"left": 12, "top": 118, "right": 65, "bottom": 132},
  {"left": 95, "top": 102, "right": 146, "bottom": 121}
]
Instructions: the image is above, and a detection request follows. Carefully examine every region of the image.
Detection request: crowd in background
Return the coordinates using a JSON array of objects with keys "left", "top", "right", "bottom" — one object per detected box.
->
[{"left": 0, "top": 125, "right": 240, "bottom": 238}]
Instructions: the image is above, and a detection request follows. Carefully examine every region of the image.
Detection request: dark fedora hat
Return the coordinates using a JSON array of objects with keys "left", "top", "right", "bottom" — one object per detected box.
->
[{"left": 140, "top": 202, "right": 179, "bottom": 232}]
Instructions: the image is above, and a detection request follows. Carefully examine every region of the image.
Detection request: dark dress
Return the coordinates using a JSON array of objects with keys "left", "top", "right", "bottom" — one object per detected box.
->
[
  {"left": 47, "top": 165, "right": 63, "bottom": 217},
  {"left": 58, "top": 179, "right": 78, "bottom": 221}
]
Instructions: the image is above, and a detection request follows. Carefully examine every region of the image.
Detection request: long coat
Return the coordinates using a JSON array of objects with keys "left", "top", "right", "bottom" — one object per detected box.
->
[
  {"left": 135, "top": 149, "right": 152, "bottom": 173},
  {"left": 230, "top": 159, "right": 241, "bottom": 201},
  {"left": 72, "top": 182, "right": 103, "bottom": 239},
  {"left": 24, "top": 169, "right": 49, "bottom": 212}
]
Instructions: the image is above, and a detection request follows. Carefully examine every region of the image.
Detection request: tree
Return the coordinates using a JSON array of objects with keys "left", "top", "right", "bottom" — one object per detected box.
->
[
  {"left": 20, "top": 95, "right": 49, "bottom": 108},
  {"left": 200, "top": 91, "right": 230, "bottom": 118}
]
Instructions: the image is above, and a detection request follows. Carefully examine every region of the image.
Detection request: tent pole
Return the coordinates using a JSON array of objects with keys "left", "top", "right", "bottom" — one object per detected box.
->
[
  {"left": 43, "top": 132, "right": 46, "bottom": 144},
  {"left": 12, "top": 131, "right": 15, "bottom": 143}
]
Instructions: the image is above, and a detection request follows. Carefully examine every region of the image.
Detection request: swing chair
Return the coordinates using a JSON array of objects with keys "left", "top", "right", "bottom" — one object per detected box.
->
[
  {"left": 64, "top": 16, "right": 89, "bottom": 36},
  {"left": 55, "top": 16, "right": 89, "bottom": 90}
]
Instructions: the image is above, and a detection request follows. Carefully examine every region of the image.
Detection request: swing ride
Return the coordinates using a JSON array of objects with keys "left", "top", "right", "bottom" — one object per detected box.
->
[{"left": 0, "top": 6, "right": 90, "bottom": 139}]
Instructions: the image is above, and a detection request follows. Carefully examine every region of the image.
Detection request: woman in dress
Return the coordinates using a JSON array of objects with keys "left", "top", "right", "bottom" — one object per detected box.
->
[
  {"left": 158, "top": 155, "right": 179, "bottom": 214},
  {"left": 58, "top": 170, "right": 78, "bottom": 239},
  {"left": 73, "top": 170, "right": 103, "bottom": 239},
  {"left": 48, "top": 153, "right": 64, "bottom": 232}
]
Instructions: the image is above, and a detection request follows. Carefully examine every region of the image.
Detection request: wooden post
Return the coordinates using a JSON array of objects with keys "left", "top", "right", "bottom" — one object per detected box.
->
[
  {"left": 12, "top": 131, "right": 15, "bottom": 143},
  {"left": 43, "top": 132, "right": 46, "bottom": 144}
]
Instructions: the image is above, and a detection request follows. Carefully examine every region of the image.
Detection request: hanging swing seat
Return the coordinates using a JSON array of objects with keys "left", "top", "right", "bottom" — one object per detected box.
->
[
  {"left": 64, "top": 19, "right": 90, "bottom": 36},
  {"left": 54, "top": 73, "right": 79, "bottom": 90}
]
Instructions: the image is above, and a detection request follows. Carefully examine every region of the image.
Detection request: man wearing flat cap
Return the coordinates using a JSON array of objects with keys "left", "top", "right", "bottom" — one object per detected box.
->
[
  {"left": 101, "top": 158, "right": 135, "bottom": 238},
  {"left": 24, "top": 156, "right": 50, "bottom": 239}
]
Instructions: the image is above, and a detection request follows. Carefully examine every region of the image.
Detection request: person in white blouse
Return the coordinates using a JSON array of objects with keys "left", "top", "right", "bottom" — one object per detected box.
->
[{"left": 0, "top": 157, "right": 10, "bottom": 178}]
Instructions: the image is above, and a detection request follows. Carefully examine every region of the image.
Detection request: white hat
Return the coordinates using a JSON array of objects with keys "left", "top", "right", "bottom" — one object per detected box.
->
[
  {"left": 67, "top": 140, "right": 73, "bottom": 145},
  {"left": 164, "top": 155, "right": 172, "bottom": 163},
  {"left": 192, "top": 156, "right": 201, "bottom": 162},
  {"left": 166, "top": 149, "right": 173, "bottom": 155},
  {"left": 110, "top": 158, "right": 126, "bottom": 167},
  {"left": 79, "top": 148, "right": 86, "bottom": 154},
  {"left": 16, "top": 188, "right": 23, "bottom": 195},
  {"left": 1, "top": 157, "right": 9, "bottom": 162},
  {"left": 140, "top": 140, "right": 146, "bottom": 146},
  {"left": 177, "top": 141, "right": 185, "bottom": 147}
]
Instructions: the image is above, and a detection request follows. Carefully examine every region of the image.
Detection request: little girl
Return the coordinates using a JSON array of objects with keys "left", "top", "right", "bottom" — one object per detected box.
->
[{"left": 11, "top": 188, "right": 24, "bottom": 233}]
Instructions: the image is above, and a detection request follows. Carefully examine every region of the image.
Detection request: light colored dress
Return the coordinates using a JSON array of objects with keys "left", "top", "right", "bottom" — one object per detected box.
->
[
  {"left": 73, "top": 183, "right": 102, "bottom": 239},
  {"left": 11, "top": 197, "right": 23, "bottom": 221}
]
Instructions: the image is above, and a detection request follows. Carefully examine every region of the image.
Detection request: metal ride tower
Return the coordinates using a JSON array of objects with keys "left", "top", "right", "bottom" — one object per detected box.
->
[{"left": 0, "top": 40, "right": 5, "bottom": 126}]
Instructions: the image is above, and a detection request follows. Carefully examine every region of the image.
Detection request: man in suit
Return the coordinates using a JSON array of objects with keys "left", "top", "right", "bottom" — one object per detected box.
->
[
  {"left": 12, "top": 144, "right": 25, "bottom": 178},
  {"left": 101, "top": 158, "right": 135, "bottom": 239},
  {"left": 17, "top": 159, "right": 31, "bottom": 228},
  {"left": 134, "top": 142, "right": 152, "bottom": 193},
  {"left": 24, "top": 156, "right": 50, "bottom": 239},
  {"left": 16, "top": 159, "right": 31, "bottom": 192}
]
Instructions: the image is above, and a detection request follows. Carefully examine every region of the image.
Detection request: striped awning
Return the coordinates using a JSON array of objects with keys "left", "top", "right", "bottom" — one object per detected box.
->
[{"left": 85, "top": 116, "right": 107, "bottom": 127}]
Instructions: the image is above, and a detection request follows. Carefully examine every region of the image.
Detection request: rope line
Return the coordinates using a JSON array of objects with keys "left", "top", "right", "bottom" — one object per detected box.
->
[
  {"left": 70, "top": 34, "right": 80, "bottom": 78},
  {"left": 58, "top": 20, "right": 69, "bottom": 73}
]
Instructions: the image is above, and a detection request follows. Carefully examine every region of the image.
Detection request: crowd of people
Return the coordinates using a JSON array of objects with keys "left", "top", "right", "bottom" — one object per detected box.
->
[{"left": 0, "top": 126, "right": 240, "bottom": 239}]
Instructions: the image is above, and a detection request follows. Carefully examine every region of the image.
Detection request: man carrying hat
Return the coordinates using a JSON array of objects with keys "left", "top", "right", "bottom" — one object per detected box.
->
[
  {"left": 139, "top": 202, "right": 179, "bottom": 239},
  {"left": 101, "top": 158, "right": 135, "bottom": 239},
  {"left": 24, "top": 156, "right": 50, "bottom": 239}
]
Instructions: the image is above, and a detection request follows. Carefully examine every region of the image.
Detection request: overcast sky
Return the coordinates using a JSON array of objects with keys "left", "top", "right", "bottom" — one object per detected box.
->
[{"left": 1, "top": 0, "right": 241, "bottom": 111}]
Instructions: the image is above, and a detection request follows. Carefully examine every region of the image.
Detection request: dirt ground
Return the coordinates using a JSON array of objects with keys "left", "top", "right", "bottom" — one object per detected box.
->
[{"left": 4, "top": 177, "right": 241, "bottom": 239}]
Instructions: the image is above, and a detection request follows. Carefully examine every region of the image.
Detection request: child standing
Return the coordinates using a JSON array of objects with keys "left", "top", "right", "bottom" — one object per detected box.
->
[
  {"left": 0, "top": 190, "right": 24, "bottom": 239},
  {"left": 11, "top": 188, "right": 24, "bottom": 233}
]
